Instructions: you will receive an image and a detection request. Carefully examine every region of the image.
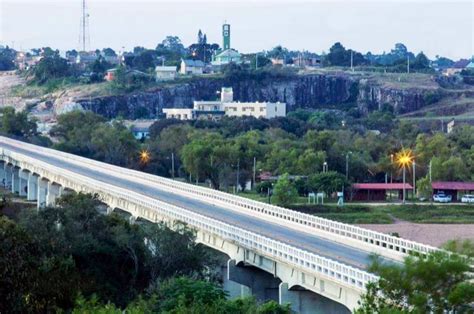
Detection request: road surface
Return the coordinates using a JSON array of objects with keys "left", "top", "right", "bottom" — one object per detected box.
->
[{"left": 3, "top": 142, "right": 397, "bottom": 270}]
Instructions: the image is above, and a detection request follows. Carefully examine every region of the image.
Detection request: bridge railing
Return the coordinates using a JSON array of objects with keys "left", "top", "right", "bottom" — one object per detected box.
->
[
  {"left": 3, "top": 147, "right": 378, "bottom": 291},
  {"left": 0, "top": 137, "right": 438, "bottom": 258}
]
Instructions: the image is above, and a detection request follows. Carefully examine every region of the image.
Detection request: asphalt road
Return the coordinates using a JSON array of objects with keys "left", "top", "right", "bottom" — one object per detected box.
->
[{"left": 3, "top": 143, "right": 397, "bottom": 270}]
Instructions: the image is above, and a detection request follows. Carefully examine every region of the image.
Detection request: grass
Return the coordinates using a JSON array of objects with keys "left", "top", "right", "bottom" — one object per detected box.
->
[
  {"left": 238, "top": 191, "right": 474, "bottom": 224},
  {"left": 386, "top": 205, "right": 474, "bottom": 223}
]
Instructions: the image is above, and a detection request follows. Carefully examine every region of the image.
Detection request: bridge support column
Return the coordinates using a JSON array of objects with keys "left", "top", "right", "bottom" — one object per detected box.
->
[
  {"left": 4, "top": 164, "right": 12, "bottom": 189},
  {"left": 11, "top": 167, "right": 20, "bottom": 194},
  {"left": 0, "top": 161, "right": 5, "bottom": 185},
  {"left": 27, "top": 173, "right": 38, "bottom": 201},
  {"left": 227, "top": 259, "right": 281, "bottom": 302},
  {"left": 279, "top": 283, "right": 351, "bottom": 314},
  {"left": 46, "top": 182, "right": 61, "bottom": 206},
  {"left": 19, "top": 170, "right": 29, "bottom": 197},
  {"left": 37, "top": 178, "right": 48, "bottom": 209}
]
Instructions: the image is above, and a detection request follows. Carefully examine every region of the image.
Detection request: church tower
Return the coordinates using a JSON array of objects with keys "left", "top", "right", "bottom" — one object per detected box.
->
[{"left": 222, "top": 23, "right": 230, "bottom": 50}]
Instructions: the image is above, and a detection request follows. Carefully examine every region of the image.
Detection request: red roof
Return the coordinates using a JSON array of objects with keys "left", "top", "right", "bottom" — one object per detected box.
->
[
  {"left": 432, "top": 181, "right": 474, "bottom": 191},
  {"left": 352, "top": 183, "right": 413, "bottom": 190}
]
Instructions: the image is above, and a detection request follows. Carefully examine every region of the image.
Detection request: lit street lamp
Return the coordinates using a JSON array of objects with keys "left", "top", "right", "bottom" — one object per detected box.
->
[{"left": 396, "top": 149, "right": 414, "bottom": 204}]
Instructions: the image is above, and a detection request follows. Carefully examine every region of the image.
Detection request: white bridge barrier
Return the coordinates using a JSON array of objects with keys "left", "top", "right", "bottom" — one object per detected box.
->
[
  {"left": 2, "top": 147, "right": 378, "bottom": 291},
  {"left": 1, "top": 137, "right": 438, "bottom": 259}
]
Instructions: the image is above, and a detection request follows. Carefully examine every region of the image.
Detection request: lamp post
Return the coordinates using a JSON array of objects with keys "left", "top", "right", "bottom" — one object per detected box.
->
[
  {"left": 396, "top": 149, "right": 414, "bottom": 204},
  {"left": 323, "top": 161, "right": 328, "bottom": 173},
  {"left": 390, "top": 154, "right": 394, "bottom": 184},
  {"left": 345, "top": 152, "right": 352, "bottom": 180},
  {"left": 412, "top": 160, "right": 416, "bottom": 198}
]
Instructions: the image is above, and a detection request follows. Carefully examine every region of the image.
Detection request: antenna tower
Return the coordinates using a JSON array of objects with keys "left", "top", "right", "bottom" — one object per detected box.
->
[{"left": 79, "top": 0, "right": 90, "bottom": 51}]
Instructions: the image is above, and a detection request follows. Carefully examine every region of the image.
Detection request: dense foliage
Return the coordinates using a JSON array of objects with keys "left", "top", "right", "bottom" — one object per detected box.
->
[
  {"left": 2, "top": 193, "right": 285, "bottom": 313},
  {"left": 46, "top": 110, "right": 474, "bottom": 200},
  {"left": 356, "top": 252, "right": 474, "bottom": 313}
]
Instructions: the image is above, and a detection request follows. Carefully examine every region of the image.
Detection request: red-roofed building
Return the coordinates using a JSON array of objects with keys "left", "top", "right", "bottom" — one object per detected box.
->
[
  {"left": 349, "top": 183, "right": 413, "bottom": 201},
  {"left": 432, "top": 181, "right": 474, "bottom": 202}
]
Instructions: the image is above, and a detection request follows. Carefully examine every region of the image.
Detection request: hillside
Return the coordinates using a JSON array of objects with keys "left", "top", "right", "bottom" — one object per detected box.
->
[{"left": 1, "top": 69, "right": 473, "bottom": 122}]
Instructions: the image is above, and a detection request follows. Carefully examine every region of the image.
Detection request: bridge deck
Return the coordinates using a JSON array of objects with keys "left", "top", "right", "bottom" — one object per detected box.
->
[{"left": 3, "top": 143, "right": 397, "bottom": 270}]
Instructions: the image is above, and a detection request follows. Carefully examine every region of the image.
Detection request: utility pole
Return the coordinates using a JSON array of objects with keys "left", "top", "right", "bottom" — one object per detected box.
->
[
  {"left": 412, "top": 160, "right": 416, "bottom": 198},
  {"left": 402, "top": 166, "right": 406, "bottom": 204},
  {"left": 429, "top": 159, "right": 432, "bottom": 183},
  {"left": 255, "top": 52, "right": 258, "bottom": 70},
  {"left": 390, "top": 153, "right": 394, "bottom": 183},
  {"left": 235, "top": 159, "right": 240, "bottom": 194},
  {"left": 350, "top": 50, "right": 354, "bottom": 72},
  {"left": 345, "top": 152, "right": 352, "bottom": 180},
  {"left": 82, "top": 0, "right": 86, "bottom": 51},
  {"left": 252, "top": 156, "right": 256, "bottom": 189},
  {"left": 171, "top": 152, "right": 175, "bottom": 179},
  {"left": 407, "top": 55, "right": 410, "bottom": 74}
]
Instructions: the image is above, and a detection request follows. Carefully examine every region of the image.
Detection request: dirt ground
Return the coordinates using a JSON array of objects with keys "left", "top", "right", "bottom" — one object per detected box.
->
[
  {"left": 0, "top": 71, "right": 26, "bottom": 110},
  {"left": 358, "top": 221, "right": 474, "bottom": 247}
]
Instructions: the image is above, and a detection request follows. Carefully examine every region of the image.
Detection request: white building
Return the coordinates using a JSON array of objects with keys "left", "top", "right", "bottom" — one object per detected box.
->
[
  {"left": 155, "top": 66, "right": 177, "bottom": 81},
  {"left": 180, "top": 59, "right": 205, "bottom": 75},
  {"left": 162, "top": 87, "right": 286, "bottom": 120}
]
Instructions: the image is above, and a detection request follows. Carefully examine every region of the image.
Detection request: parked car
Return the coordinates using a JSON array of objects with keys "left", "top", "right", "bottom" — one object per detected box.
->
[
  {"left": 461, "top": 195, "right": 474, "bottom": 203},
  {"left": 433, "top": 193, "right": 452, "bottom": 203}
]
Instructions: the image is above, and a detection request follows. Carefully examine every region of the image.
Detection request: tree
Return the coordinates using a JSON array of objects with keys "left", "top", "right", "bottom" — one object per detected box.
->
[
  {"left": 0, "top": 217, "right": 39, "bottom": 313},
  {"left": 412, "top": 52, "right": 430, "bottom": 70},
  {"left": 102, "top": 47, "right": 117, "bottom": 57},
  {"left": 91, "top": 122, "right": 139, "bottom": 166},
  {"left": 356, "top": 252, "right": 474, "bottom": 313},
  {"left": 51, "top": 111, "right": 106, "bottom": 157},
  {"left": 29, "top": 52, "right": 71, "bottom": 84},
  {"left": 0, "top": 46, "right": 16, "bottom": 71},
  {"left": 308, "top": 171, "right": 348, "bottom": 196},
  {"left": 0, "top": 107, "right": 37, "bottom": 137},
  {"left": 273, "top": 173, "right": 298, "bottom": 206},
  {"left": 145, "top": 222, "right": 210, "bottom": 282}
]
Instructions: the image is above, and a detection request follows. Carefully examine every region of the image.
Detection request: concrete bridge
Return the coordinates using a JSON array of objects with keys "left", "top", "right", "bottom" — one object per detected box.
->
[{"left": 0, "top": 136, "right": 438, "bottom": 313}]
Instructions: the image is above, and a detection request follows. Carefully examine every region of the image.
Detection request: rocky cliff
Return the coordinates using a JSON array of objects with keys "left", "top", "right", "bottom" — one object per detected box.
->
[{"left": 73, "top": 73, "right": 445, "bottom": 119}]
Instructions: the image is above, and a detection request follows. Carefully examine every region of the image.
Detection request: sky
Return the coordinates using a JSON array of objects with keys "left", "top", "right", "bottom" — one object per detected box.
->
[{"left": 0, "top": 0, "right": 473, "bottom": 60}]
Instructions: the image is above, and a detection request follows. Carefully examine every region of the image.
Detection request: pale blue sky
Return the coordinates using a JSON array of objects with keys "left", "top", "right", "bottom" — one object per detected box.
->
[{"left": 1, "top": 0, "right": 472, "bottom": 60}]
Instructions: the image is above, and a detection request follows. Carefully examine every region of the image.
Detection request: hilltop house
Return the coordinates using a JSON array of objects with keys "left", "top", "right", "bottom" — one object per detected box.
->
[
  {"left": 155, "top": 66, "right": 177, "bottom": 81},
  {"left": 180, "top": 59, "right": 205, "bottom": 75}
]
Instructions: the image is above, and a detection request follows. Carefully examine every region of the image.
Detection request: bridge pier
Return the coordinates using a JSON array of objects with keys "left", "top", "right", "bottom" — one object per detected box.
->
[
  {"left": 46, "top": 182, "right": 61, "bottom": 206},
  {"left": 227, "top": 259, "right": 281, "bottom": 303},
  {"left": 27, "top": 173, "right": 38, "bottom": 201},
  {"left": 4, "top": 163, "right": 12, "bottom": 189},
  {"left": 279, "top": 283, "right": 351, "bottom": 314},
  {"left": 37, "top": 178, "right": 48, "bottom": 209},
  {"left": 0, "top": 161, "right": 5, "bottom": 185},
  {"left": 19, "top": 170, "right": 29, "bottom": 197},
  {"left": 11, "top": 166, "right": 20, "bottom": 194}
]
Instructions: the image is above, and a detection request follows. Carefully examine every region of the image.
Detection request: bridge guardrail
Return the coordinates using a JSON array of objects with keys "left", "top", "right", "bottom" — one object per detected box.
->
[
  {"left": 1, "top": 137, "right": 438, "bottom": 258},
  {"left": 3, "top": 147, "right": 378, "bottom": 291}
]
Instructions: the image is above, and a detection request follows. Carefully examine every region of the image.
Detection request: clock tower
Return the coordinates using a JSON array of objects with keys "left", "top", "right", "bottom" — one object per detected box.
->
[{"left": 222, "top": 23, "right": 230, "bottom": 50}]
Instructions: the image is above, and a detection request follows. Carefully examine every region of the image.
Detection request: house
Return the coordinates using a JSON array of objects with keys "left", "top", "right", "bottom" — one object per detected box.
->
[
  {"left": 123, "top": 120, "right": 156, "bottom": 140},
  {"left": 432, "top": 181, "right": 474, "bottom": 202},
  {"left": 155, "top": 66, "right": 177, "bottom": 81},
  {"left": 162, "top": 87, "right": 286, "bottom": 121},
  {"left": 180, "top": 59, "right": 205, "bottom": 75},
  {"left": 104, "top": 68, "right": 118, "bottom": 81},
  {"left": 349, "top": 183, "right": 413, "bottom": 201},
  {"left": 444, "top": 59, "right": 470, "bottom": 76}
]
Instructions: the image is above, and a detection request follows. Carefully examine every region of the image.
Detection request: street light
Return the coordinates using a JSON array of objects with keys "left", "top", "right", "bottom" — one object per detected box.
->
[
  {"left": 323, "top": 161, "right": 328, "bottom": 173},
  {"left": 396, "top": 149, "right": 414, "bottom": 204},
  {"left": 139, "top": 149, "right": 150, "bottom": 164}
]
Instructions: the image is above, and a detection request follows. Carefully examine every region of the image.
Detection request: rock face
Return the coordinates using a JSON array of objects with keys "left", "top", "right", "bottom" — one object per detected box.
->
[
  {"left": 75, "top": 73, "right": 439, "bottom": 119},
  {"left": 357, "top": 79, "right": 433, "bottom": 114}
]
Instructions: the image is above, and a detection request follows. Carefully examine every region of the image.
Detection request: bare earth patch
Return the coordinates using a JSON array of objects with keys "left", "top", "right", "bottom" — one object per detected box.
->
[{"left": 357, "top": 221, "right": 474, "bottom": 247}]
